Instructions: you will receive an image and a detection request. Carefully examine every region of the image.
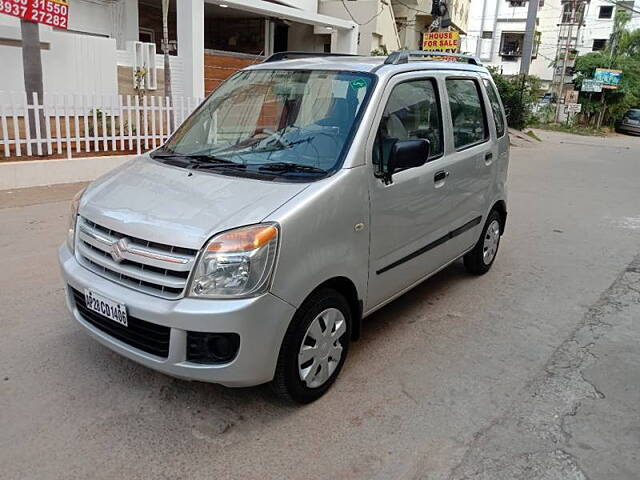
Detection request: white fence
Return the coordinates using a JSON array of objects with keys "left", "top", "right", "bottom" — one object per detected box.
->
[{"left": 0, "top": 92, "right": 203, "bottom": 159}]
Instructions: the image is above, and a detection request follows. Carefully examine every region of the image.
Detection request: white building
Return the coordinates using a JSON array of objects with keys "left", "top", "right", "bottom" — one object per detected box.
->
[
  {"left": 575, "top": 0, "right": 640, "bottom": 55},
  {"left": 461, "top": 0, "right": 639, "bottom": 89},
  {"left": 460, "top": 0, "right": 562, "bottom": 88}
]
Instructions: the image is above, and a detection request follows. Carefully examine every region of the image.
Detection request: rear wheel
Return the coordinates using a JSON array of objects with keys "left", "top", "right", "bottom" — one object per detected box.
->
[
  {"left": 463, "top": 210, "right": 502, "bottom": 275},
  {"left": 271, "top": 288, "right": 351, "bottom": 404}
]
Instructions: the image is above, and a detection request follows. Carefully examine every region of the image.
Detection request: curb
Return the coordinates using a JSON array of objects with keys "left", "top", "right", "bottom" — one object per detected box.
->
[{"left": 0, "top": 155, "right": 135, "bottom": 191}]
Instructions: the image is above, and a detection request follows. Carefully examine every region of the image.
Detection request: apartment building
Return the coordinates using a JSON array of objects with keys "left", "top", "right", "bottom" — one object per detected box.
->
[
  {"left": 460, "top": 0, "right": 562, "bottom": 87},
  {"left": 461, "top": 0, "right": 639, "bottom": 90},
  {"left": 575, "top": 0, "right": 640, "bottom": 54}
]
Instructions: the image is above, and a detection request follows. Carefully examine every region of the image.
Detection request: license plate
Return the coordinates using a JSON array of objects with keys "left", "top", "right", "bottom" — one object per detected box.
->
[
  {"left": 626, "top": 119, "right": 639, "bottom": 125},
  {"left": 84, "top": 289, "right": 128, "bottom": 327}
]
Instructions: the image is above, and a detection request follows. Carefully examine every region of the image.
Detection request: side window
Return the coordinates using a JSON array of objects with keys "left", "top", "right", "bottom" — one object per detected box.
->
[
  {"left": 373, "top": 79, "right": 443, "bottom": 175},
  {"left": 446, "top": 78, "right": 488, "bottom": 150},
  {"left": 483, "top": 79, "right": 506, "bottom": 138}
]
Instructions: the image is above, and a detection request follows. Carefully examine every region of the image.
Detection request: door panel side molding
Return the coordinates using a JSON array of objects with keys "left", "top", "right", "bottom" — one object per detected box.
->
[{"left": 376, "top": 215, "right": 482, "bottom": 275}]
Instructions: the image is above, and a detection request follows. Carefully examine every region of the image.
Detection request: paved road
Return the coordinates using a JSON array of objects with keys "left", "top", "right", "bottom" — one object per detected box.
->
[{"left": 1, "top": 131, "right": 639, "bottom": 480}]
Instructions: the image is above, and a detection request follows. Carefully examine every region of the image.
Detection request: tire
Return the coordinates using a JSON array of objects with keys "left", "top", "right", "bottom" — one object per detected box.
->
[
  {"left": 463, "top": 210, "right": 502, "bottom": 275},
  {"left": 271, "top": 288, "right": 351, "bottom": 404}
]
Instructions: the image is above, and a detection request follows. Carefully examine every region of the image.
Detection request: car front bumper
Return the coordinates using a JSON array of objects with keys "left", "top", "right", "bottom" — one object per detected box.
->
[{"left": 58, "top": 244, "right": 296, "bottom": 387}]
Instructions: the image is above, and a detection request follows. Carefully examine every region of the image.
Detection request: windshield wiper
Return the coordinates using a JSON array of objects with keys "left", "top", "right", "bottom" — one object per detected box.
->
[
  {"left": 150, "top": 152, "right": 244, "bottom": 168},
  {"left": 257, "top": 162, "right": 326, "bottom": 175}
]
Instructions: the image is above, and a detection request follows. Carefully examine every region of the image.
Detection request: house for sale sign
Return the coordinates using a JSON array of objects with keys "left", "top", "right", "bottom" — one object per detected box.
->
[
  {"left": 422, "top": 31, "right": 460, "bottom": 52},
  {"left": 0, "top": 0, "right": 69, "bottom": 29}
]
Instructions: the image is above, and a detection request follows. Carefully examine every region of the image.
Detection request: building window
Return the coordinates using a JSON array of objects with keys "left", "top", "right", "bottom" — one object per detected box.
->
[
  {"left": 482, "top": 31, "right": 493, "bottom": 39},
  {"left": 500, "top": 32, "right": 524, "bottom": 57},
  {"left": 599, "top": 5, "right": 613, "bottom": 18},
  {"left": 592, "top": 39, "right": 607, "bottom": 51},
  {"left": 139, "top": 28, "right": 155, "bottom": 44},
  {"left": 509, "top": 0, "right": 526, "bottom": 6}
]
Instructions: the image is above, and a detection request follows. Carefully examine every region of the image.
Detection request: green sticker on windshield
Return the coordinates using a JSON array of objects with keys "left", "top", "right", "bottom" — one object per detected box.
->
[{"left": 350, "top": 78, "right": 368, "bottom": 90}]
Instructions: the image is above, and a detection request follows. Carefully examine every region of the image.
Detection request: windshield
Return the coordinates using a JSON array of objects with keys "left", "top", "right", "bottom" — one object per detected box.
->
[{"left": 155, "top": 69, "right": 375, "bottom": 179}]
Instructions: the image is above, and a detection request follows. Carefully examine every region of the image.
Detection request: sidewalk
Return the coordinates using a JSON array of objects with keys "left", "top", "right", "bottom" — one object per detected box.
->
[{"left": 0, "top": 154, "right": 133, "bottom": 191}]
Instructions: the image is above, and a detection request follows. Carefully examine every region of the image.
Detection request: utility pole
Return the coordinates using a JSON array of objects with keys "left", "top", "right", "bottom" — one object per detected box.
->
[
  {"left": 20, "top": 18, "right": 45, "bottom": 154},
  {"left": 554, "top": 0, "right": 576, "bottom": 123},
  {"left": 161, "top": 0, "right": 172, "bottom": 103},
  {"left": 520, "top": 0, "right": 540, "bottom": 75}
]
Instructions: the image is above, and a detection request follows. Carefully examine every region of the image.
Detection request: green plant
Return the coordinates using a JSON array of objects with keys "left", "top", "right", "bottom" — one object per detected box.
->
[
  {"left": 134, "top": 65, "right": 148, "bottom": 99},
  {"left": 489, "top": 68, "right": 542, "bottom": 129},
  {"left": 370, "top": 45, "right": 389, "bottom": 56}
]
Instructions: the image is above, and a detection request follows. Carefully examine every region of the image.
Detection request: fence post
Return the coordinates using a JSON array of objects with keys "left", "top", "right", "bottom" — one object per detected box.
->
[
  {"left": 150, "top": 95, "right": 156, "bottom": 149},
  {"left": 0, "top": 96, "right": 9, "bottom": 157},
  {"left": 143, "top": 95, "right": 149, "bottom": 150},
  {"left": 101, "top": 94, "right": 108, "bottom": 152},
  {"left": 63, "top": 93, "right": 72, "bottom": 160},
  {"left": 134, "top": 95, "right": 141, "bottom": 155},
  {"left": 127, "top": 95, "right": 133, "bottom": 152},
  {"left": 158, "top": 96, "right": 164, "bottom": 145},
  {"left": 92, "top": 96, "right": 99, "bottom": 152},
  {"left": 53, "top": 93, "right": 62, "bottom": 154},
  {"left": 10, "top": 93, "right": 22, "bottom": 157},
  {"left": 110, "top": 95, "right": 117, "bottom": 151},
  {"left": 83, "top": 94, "right": 90, "bottom": 153},
  {"left": 74, "top": 94, "right": 81, "bottom": 153},
  {"left": 32, "top": 92, "right": 43, "bottom": 156},
  {"left": 43, "top": 92, "right": 53, "bottom": 155},
  {"left": 118, "top": 94, "right": 124, "bottom": 152}
]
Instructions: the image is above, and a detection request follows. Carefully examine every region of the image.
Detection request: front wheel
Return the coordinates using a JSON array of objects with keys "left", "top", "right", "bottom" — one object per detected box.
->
[
  {"left": 463, "top": 210, "right": 502, "bottom": 275},
  {"left": 271, "top": 288, "right": 351, "bottom": 404}
]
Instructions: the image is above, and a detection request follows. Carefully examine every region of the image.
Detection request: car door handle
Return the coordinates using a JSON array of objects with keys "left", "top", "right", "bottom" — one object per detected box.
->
[
  {"left": 484, "top": 152, "right": 493, "bottom": 164},
  {"left": 434, "top": 170, "right": 449, "bottom": 182}
]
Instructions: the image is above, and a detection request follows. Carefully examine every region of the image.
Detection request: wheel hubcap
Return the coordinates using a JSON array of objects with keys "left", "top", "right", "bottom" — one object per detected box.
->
[
  {"left": 482, "top": 220, "right": 500, "bottom": 265},
  {"left": 298, "top": 308, "right": 346, "bottom": 388}
]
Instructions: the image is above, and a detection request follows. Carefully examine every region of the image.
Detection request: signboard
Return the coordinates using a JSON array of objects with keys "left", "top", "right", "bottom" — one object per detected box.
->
[
  {"left": 0, "top": 0, "right": 69, "bottom": 30},
  {"left": 422, "top": 31, "right": 460, "bottom": 52},
  {"left": 565, "top": 90, "right": 579, "bottom": 104},
  {"left": 566, "top": 103, "right": 582, "bottom": 113},
  {"left": 593, "top": 68, "right": 622, "bottom": 89},
  {"left": 581, "top": 79, "right": 603, "bottom": 93}
]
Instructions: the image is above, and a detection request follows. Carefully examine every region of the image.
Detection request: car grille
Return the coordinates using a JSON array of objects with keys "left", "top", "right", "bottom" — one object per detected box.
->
[
  {"left": 75, "top": 216, "right": 198, "bottom": 299},
  {"left": 71, "top": 287, "right": 171, "bottom": 358}
]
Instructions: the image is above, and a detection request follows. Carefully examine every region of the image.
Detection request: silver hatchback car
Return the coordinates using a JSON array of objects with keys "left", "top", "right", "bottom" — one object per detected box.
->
[{"left": 59, "top": 51, "right": 509, "bottom": 403}]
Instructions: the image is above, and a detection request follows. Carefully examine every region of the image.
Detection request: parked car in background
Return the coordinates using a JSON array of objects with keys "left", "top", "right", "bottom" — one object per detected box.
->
[
  {"left": 615, "top": 109, "right": 640, "bottom": 136},
  {"left": 58, "top": 51, "right": 509, "bottom": 403}
]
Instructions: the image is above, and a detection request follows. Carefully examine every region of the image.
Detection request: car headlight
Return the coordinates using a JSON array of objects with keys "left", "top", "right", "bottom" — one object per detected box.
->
[
  {"left": 189, "top": 224, "right": 279, "bottom": 298},
  {"left": 66, "top": 188, "right": 85, "bottom": 254}
]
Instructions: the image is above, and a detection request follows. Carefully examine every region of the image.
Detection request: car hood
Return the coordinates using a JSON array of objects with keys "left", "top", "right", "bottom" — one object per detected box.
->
[{"left": 79, "top": 156, "right": 309, "bottom": 249}]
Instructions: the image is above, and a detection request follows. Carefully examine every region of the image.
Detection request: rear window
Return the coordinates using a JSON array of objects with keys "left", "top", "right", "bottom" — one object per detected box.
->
[
  {"left": 483, "top": 79, "right": 506, "bottom": 138},
  {"left": 446, "top": 78, "right": 489, "bottom": 149},
  {"left": 626, "top": 110, "right": 640, "bottom": 120}
]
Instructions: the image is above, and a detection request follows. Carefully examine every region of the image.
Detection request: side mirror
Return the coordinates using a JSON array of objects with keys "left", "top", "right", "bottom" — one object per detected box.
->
[{"left": 386, "top": 139, "right": 430, "bottom": 182}]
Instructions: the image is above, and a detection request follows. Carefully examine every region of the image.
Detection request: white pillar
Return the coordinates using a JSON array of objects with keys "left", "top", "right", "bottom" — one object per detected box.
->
[
  {"left": 331, "top": 25, "right": 358, "bottom": 54},
  {"left": 177, "top": 0, "right": 204, "bottom": 99},
  {"left": 123, "top": 0, "right": 139, "bottom": 46}
]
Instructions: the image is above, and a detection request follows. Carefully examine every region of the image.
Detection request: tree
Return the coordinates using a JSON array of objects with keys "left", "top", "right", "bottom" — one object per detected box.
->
[
  {"left": 20, "top": 19, "right": 45, "bottom": 154},
  {"left": 489, "top": 67, "right": 541, "bottom": 129},
  {"left": 574, "top": 10, "right": 640, "bottom": 126}
]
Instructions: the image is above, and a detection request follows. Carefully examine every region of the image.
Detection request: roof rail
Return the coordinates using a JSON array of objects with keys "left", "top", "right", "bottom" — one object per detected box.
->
[
  {"left": 263, "top": 51, "right": 359, "bottom": 63},
  {"left": 384, "top": 51, "right": 482, "bottom": 66}
]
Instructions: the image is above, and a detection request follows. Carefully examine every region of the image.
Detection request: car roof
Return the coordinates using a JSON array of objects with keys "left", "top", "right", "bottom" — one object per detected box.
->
[{"left": 245, "top": 55, "right": 490, "bottom": 78}]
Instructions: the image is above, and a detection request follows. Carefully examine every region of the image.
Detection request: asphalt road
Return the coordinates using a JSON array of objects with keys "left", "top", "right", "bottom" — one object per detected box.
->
[{"left": 1, "top": 130, "right": 639, "bottom": 480}]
